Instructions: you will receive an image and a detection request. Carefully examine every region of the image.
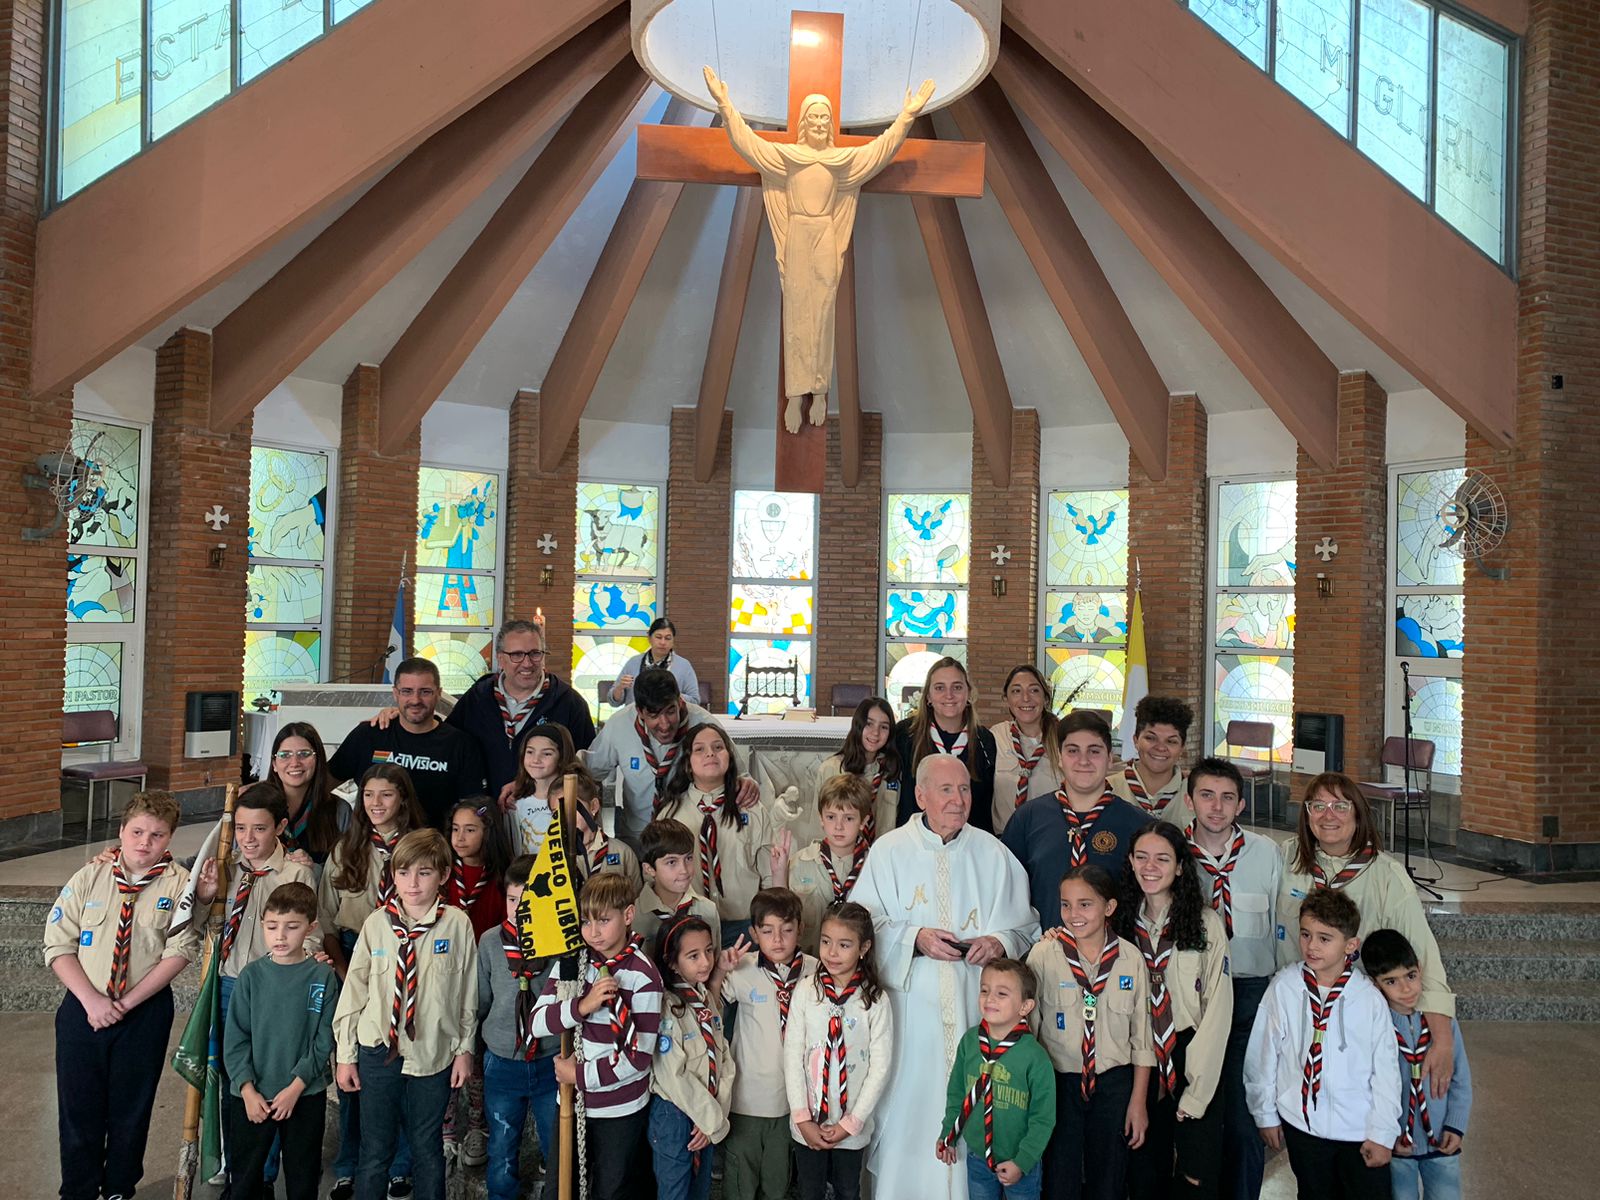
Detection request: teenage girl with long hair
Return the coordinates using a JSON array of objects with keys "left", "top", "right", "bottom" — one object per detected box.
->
[{"left": 890, "top": 657, "right": 998, "bottom": 833}]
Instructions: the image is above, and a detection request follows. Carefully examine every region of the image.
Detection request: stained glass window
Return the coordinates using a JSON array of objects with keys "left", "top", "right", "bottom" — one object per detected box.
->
[
  {"left": 57, "top": 0, "right": 143, "bottom": 197},
  {"left": 1275, "top": 0, "right": 1354, "bottom": 132},
  {"left": 1211, "top": 479, "right": 1297, "bottom": 763},
  {"left": 67, "top": 416, "right": 147, "bottom": 750},
  {"left": 1044, "top": 490, "right": 1131, "bottom": 724},
  {"left": 885, "top": 493, "right": 970, "bottom": 714},
  {"left": 418, "top": 468, "right": 498, "bottom": 571},
  {"left": 149, "top": 0, "right": 231, "bottom": 140},
  {"left": 414, "top": 466, "right": 502, "bottom": 693},
  {"left": 1191, "top": 0, "right": 1268, "bottom": 67},
  {"left": 1357, "top": 0, "right": 1432, "bottom": 199},
  {"left": 575, "top": 482, "right": 663, "bottom": 721},
  {"left": 416, "top": 631, "right": 494, "bottom": 697},
  {"left": 1046, "top": 647, "right": 1129, "bottom": 729},
  {"left": 729, "top": 491, "right": 816, "bottom": 713},
  {"left": 1434, "top": 15, "right": 1508, "bottom": 260},
  {"left": 239, "top": 0, "right": 324, "bottom": 83},
  {"left": 1389, "top": 463, "right": 1464, "bottom": 774},
  {"left": 1045, "top": 490, "right": 1127, "bottom": 589},
  {"left": 246, "top": 443, "right": 331, "bottom": 701},
  {"left": 1043, "top": 591, "right": 1127, "bottom": 645}
]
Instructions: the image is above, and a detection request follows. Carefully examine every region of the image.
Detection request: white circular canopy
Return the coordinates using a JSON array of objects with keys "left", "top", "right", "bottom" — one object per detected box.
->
[{"left": 631, "top": 0, "right": 1001, "bottom": 128}]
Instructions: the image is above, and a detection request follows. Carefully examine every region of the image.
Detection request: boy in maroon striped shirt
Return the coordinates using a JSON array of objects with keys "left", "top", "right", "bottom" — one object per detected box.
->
[{"left": 532, "top": 871, "right": 664, "bottom": 1200}]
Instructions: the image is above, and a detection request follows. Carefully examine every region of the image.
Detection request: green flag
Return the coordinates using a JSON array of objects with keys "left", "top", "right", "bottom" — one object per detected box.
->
[{"left": 172, "top": 945, "right": 224, "bottom": 1181}]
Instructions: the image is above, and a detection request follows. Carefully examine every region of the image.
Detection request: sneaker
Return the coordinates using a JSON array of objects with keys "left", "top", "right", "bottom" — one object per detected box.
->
[
  {"left": 388, "top": 1178, "right": 414, "bottom": 1200},
  {"left": 461, "top": 1128, "right": 489, "bottom": 1167},
  {"left": 329, "top": 1179, "right": 354, "bottom": 1200}
]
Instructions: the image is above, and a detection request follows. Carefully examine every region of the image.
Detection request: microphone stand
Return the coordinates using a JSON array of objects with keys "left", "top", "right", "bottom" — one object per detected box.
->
[{"left": 1398, "top": 661, "right": 1441, "bottom": 898}]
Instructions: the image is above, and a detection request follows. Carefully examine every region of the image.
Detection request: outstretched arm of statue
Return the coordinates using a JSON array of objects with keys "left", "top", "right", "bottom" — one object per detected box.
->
[
  {"left": 842, "top": 78, "right": 936, "bottom": 188},
  {"left": 703, "top": 66, "right": 783, "bottom": 175}
]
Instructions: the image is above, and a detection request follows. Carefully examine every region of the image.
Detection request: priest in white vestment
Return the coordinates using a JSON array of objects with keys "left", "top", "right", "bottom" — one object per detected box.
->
[{"left": 852, "top": 755, "right": 1040, "bottom": 1200}]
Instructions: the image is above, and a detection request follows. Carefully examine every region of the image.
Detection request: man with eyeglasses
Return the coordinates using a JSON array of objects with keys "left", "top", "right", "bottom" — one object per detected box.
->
[{"left": 334, "top": 657, "right": 486, "bottom": 829}]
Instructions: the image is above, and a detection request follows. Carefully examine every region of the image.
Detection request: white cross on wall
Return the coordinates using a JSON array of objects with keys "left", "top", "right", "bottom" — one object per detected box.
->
[
  {"left": 204, "top": 505, "right": 230, "bottom": 531},
  {"left": 989, "top": 544, "right": 1011, "bottom": 566},
  {"left": 1313, "top": 536, "right": 1339, "bottom": 562},
  {"left": 536, "top": 533, "right": 558, "bottom": 556}
]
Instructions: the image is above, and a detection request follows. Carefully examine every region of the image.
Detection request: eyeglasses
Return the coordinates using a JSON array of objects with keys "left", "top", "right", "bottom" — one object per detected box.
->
[
  {"left": 500, "top": 649, "right": 546, "bottom": 663},
  {"left": 1306, "top": 800, "right": 1355, "bottom": 815},
  {"left": 274, "top": 749, "right": 316, "bottom": 761}
]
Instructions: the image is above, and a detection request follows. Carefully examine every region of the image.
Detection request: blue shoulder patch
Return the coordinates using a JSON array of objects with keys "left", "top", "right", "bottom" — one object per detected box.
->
[
  {"left": 434, "top": 939, "right": 451, "bottom": 954},
  {"left": 1119, "top": 975, "right": 1133, "bottom": 990},
  {"left": 156, "top": 896, "right": 173, "bottom": 910}
]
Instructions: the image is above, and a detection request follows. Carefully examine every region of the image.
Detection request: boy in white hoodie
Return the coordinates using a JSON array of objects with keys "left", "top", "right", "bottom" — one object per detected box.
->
[{"left": 1245, "top": 890, "right": 1401, "bottom": 1200}]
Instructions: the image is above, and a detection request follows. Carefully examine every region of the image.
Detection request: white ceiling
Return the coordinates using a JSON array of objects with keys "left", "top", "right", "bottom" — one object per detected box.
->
[{"left": 139, "top": 81, "right": 1420, "bottom": 435}]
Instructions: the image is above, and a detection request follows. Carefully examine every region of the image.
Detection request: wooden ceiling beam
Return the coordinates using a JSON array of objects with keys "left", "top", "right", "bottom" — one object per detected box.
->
[
  {"left": 208, "top": 10, "right": 632, "bottom": 431},
  {"left": 994, "top": 38, "right": 1340, "bottom": 467},
  {"left": 538, "top": 99, "right": 713, "bottom": 471},
  {"left": 835, "top": 244, "right": 863, "bottom": 489},
  {"left": 374, "top": 59, "right": 653, "bottom": 455},
  {"left": 693, "top": 188, "right": 764, "bottom": 483},
  {"left": 950, "top": 77, "right": 1169, "bottom": 481}
]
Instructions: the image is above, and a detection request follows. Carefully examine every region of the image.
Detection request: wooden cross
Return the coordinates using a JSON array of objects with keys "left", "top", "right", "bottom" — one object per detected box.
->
[{"left": 636, "top": 10, "right": 986, "bottom": 493}]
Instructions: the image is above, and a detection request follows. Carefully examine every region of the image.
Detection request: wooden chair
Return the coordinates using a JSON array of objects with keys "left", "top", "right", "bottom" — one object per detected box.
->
[
  {"left": 899, "top": 685, "right": 923, "bottom": 715},
  {"left": 62, "top": 709, "right": 146, "bottom": 825},
  {"left": 1360, "top": 737, "right": 1436, "bottom": 853},
  {"left": 598, "top": 679, "right": 617, "bottom": 710},
  {"left": 738, "top": 658, "right": 801, "bottom": 717},
  {"left": 1222, "top": 719, "right": 1277, "bottom": 825},
  {"left": 829, "top": 682, "right": 872, "bottom": 715}
]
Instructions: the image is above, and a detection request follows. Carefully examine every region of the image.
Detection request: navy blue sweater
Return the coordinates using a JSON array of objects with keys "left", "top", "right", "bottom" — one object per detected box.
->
[{"left": 446, "top": 672, "right": 595, "bottom": 797}]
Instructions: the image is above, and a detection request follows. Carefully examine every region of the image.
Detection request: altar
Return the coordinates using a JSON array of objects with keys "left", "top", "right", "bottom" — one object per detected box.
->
[{"left": 722, "top": 713, "right": 852, "bottom": 809}]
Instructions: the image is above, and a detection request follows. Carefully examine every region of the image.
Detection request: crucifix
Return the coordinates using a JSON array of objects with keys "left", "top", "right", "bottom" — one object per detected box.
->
[{"left": 636, "top": 10, "right": 986, "bottom": 493}]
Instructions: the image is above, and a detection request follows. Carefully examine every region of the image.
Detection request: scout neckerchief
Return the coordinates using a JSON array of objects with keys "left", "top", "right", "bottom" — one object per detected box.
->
[
  {"left": 1053, "top": 927, "right": 1123, "bottom": 1100},
  {"left": 651, "top": 891, "right": 695, "bottom": 930},
  {"left": 1010, "top": 723, "right": 1046, "bottom": 812},
  {"left": 1301, "top": 954, "right": 1357, "bottom": 1124},
  {"left": 675, "top": 982, "right": 720, "bottom": 1097},
  {"left": 283, "top": 793, "right": 317, "bottom": 853},
  {"left": 448, "top": 854, "right": 488, "bottom": 913},
  {"left": 595, "top": 933, "right": 646, "bottom": 1056},
  {"left": 384, "top": 897, "right": 443, "bottom": 1060},
  {"left": 1057, "top": 790, "right": 1116, "bottom": 869},
  {"left": 941, "top": 1019, "right": 1031, "bottom": 1171},
  {"left": 1136, "top": 909, "right": 1178, "bottom": 1096},
  {"left": 108, "top": 850, "right": 173, "bottom": 999},
  {"left": 759, "top": 954, "right": 804, "bottom": 1035},
  {"left": 637, "top": 710, "right": 686, "bottom": 799},
  {"left": 1188, "top": 824, "right": 1248, "bottom": 938},
  {"left": 861, "top": 759, "right": 886, "bottom": 844},
  {"left": 1311, "top": 844, "right": 1378, "bottom": 891},
  {"left": 819, "top": 839, "right": 865, "bottom": 902},
  {"left": 494, "top": 672, "right": 549, "bottom": 745},
  {"left": 932, "top": 725, "right": 969, "bottom": 759},
  {"left": 815, "top": 967, "right": 863, "bottom": 1123},
  {"left": 644, "top": 650, "right": 675, "bottom": 672},
  {"left": 694, "top": 791, "right": 726, "bottom": 897},
  {"left": 219, "top": 860, "right": 273, "bottom": 965},
  {"left": 370, "top": 827, "right": 399, "bottom": 909},
  {"left": 1395, "top": 1017, "right": 1437, "bottom": 1150},
  {"left": 500, "top": 918, "right": 543, "bottom": 1059},
  {"left": 1123, "top": 763, "right": 1167, "bottom": 815}
]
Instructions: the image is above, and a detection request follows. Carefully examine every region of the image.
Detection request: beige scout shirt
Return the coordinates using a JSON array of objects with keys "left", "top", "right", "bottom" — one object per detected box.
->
[
  {"left": 333, "top": 903, "right": 478, "bottom": 1077},
  {"left": 1139, "top": 904, "right": 1233, "bottom": 1118},
  {"left": 218, "top": 847, "right": 316, "bottom": 978},
  {"left": 653, "top": 992, "right": 735, "bottom": 1141},
  {"left": 1026, "top": 935, "right": 1154, "bottom": 1075},
  {"left": 43, "top": 858, "right": 200, "bottom": 991},
  {"left": 316, "top": 839, "right": 392, "bottom": 939},
  {"left": 1108, "top": 762, "right": 1188, "bottom": 824},
  {"left": 787, "top": 842, "right": 863, "bottom": 954},
  {"left": 658, "top": 786, "right": 773, "bottom": 924},
  {"left": 782, "top": 977, "right": 895, "bottom": 1150},
  {"left": 579, "top": 834, "right": 643, "bottom": 893},
  {"left": 815, "top": 754, "right": 901, "bottom": 845},
  {"left": 721, "top": 950, "right": 818, "bottom": 1117},
  {"left": 1274, "top": 839, "right": 1455, "bottom": 1018},
  {"left": 635, "top": 883, "right": 722, "bottom": 960},
  {"left": 990, "top": 722, "right": 1063, "bottom": 834}
]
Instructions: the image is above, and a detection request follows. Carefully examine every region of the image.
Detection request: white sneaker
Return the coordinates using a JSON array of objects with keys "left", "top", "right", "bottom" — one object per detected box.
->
[
  {"left": 461, "top": 1128, "right": 489, "bottom": 1166},
  {"left": 388, "top": 1178, "right": 414, "bottom": 1200}
]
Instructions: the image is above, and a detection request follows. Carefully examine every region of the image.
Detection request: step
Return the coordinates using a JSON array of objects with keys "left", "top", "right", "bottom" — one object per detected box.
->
[
  {"left": 1452, "top": 978, "right": 1600, "bottom": 1022},
  {"left": 1438, "top": 938, "right": 1600, "bottom": 982},
  {"left": 0, "top": 886, "right": 61, "bottom": 928},
  {"left": 1425, "top": 902, "right": 1600, "bottom": 942},
  {"left": 0, "top": 964, "right": 201, "bottom": 1013},
  {"left": 0, "top": 926, "right": 40, "bottom": 969}
]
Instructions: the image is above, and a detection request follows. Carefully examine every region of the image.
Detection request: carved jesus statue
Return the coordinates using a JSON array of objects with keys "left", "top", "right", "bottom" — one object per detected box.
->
[{"left": 705, "top": 66, "right": 936, "bottom": 432}]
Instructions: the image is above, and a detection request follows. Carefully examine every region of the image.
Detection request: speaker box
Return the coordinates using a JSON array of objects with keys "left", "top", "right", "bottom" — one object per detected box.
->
[
  {"left": 184, "top": 690, "right": 238, "bottom": 758},
  {"left": 1292, "top": 711, "right": 1344, "bottom": 775}
]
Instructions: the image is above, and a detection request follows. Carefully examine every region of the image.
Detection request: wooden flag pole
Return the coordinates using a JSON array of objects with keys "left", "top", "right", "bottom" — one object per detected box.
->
[
  {"left": 174, "top": 781, "right": 238, "bottom": 1200},
  {"left": 558, "top": 771, "right": 580, "bottom": 1200}
]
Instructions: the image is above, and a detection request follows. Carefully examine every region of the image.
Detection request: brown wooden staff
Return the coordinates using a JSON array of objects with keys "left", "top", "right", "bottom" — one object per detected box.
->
[{"left": 558, "top": 771, "right": 580, "bottom": 1200}]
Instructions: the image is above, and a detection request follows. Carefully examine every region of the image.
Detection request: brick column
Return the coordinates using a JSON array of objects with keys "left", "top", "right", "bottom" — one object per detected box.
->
[
  {"left": 143, "top": 328, "right": 252, "bottom": 795},
  {"left": 1459, "top": 0, "right": 1600, "bottom": 868},
  {"left": 505, "top": 388, "right": 579, "bottom": 674},
  {"left": 815, "top": 413, "right": 884, "bottom": 712},
  {"left": 666, "top": 408, "right": 732, "bottom": 707},
  {"left": 333, "top": 364, "right": 419, "bottom": 681},
  {"left": 0, "top": 0, "right": 69, "bottom": 835},
  {"left": 1291, "top": 373, "right": 1387, "bottom": 790},
  {"left": 969, "top": 411, "right": 1041, "bottom": 710},
  {"left": 1127, "top": 395, "right": 1208, "bottom": 751}
]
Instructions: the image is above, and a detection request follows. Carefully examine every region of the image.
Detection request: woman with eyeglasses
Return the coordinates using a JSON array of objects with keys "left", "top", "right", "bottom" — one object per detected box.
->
[
  {"left": 608, "top": 617, "right": 700, "bottom": 707},
  {"left": 269, "top": 721, "right": 348, "bottom": 865},
  {"left": 1274, "top": 771, "right": 1457, "bottom": 1093}
]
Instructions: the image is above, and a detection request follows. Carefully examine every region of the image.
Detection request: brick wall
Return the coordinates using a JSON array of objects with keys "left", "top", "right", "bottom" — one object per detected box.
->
[
  {"left": 333, "top": 363, "right": 419, "bottom": 683},
  {"left": 0, "top": 0, "right": 66, "bottom": 829},
  {"left": 666, "top": 408, "right": 731, "bottom": 713},
  {"left": 142, "top": 328, "right": 252, "bottom": 792},
  {"left": 1459, "top": 0, "right": 1600, "bottom": 865},
  {"left": 1127, "top": 395, "right": 1208, "bottom": 750},
  {"left": 969, "top": 410, "right": 1041, "bottom": 716},
  {"left": 1291, "top": 373, "right": 1387, "bottom": 790},
  {"left": 505, "top": 388, "right": 579, "bottom": 678},
  {"left": 815, "top": 413, "right": 883, "bottom": 712}
]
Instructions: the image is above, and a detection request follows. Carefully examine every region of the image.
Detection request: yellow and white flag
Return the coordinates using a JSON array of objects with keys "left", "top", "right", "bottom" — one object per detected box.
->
[
  {"left": 1118, "top": 589, "right": 1149, "bottom": 761},
  {"left": 517, "top": 805, "right": 582, "bottom": 958}
]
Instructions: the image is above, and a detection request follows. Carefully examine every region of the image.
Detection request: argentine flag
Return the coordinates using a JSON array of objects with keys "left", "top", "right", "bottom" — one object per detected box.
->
[{"left": 382, "top": 578, "right": 407, "bottom": 683}]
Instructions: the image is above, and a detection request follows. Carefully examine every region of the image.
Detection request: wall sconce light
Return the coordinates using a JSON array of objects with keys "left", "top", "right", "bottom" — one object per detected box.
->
[
  {"left": 539, "top": 565, "right": 555, "bottom": 587},
  {"left": 992, "top": 574, "right": 1006, "bottom": 597},
  {"left": 209, "top": 543, "right": 226, "bottom": 569},
  {"left": 1316, "top": 572, "right": 1333, "bottom": 598}
]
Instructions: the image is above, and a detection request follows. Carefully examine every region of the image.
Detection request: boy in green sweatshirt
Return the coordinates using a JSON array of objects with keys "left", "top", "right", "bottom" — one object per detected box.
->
[
  {"left": 223, "top": 882, "right": 340, "bottom": 1200},
  {"left": 937, "top": 958, "right": 1056, "bottom": 1199}
]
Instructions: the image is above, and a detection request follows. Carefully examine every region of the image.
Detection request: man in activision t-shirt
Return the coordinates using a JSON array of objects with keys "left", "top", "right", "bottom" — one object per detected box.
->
[{"left": 331, "top": 657, "right": 487, "bottom": 829}]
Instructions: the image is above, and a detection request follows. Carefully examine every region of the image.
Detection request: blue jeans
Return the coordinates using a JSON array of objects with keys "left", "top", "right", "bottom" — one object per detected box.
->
[
  {"left": 966, "top": 1153, "right": 1043, "bottom": 1200},
  {"left": 1390, "top": 1153, "right": 1462, "bottom": 1200},
  {"left": 1220, "top": 974, "right": 1271, "bottom": 1200},
  {"left": 482, "top": 1050, "right": 560, "bottom": 1200},
  {"left": 354, "top": 1045, "right": 452, "bottom": 1200},
  {"left": 333, "top": 932, "right": 412, "bottom": 1182},
  {"left": 648, "top": 1097, "right": 714, "bottom": 1200}
]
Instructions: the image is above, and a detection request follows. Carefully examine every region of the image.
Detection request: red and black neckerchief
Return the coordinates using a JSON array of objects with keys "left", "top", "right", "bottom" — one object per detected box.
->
[
  {"left": 384, "top": 898, "right": 443, "bottom": 1060},
  {"left": 694, "top": 792, "right": 726, "bottom": 897},
  {"left": 675, "top": 983, "right": 721, "bottom": 1097},
  {"left": 500, "top": 918, "right": 544, "bottom": 1059},
  {"left": 1123, "top": 763, "right": 1165, "bottom": 815},
  {"left": 1057, "top": 790, "right": 1117, "bottom": 869},
  {"left": 448, "top": 855, "right": 489, "bottom": 913},
  {"left": 1301, "top": 955, "right": 1357, "bottom": 1123},
  {"left": 1311, "top": 845, "right": 1378, "bottom": 891},
  {"left": 107, "top": 850, "right": 173, "bottom": 999},
  {"left": 638, "top": 711, "right": 687, "bottom": 800},
  {"left": 941, "top": 1020, "right": 1031, "bottom": 1170},
  {"left": 1052, "top": 927, "right": 1123, "bottom": 1099},
  {"left": 815, "top": 968, "right": 863, "bottom": 1123},
  {"left": 861, "top": 759, "right": 886, "bottom": 844},
  {"left": 760, "top": 954, "right": 804, "bottom": 1035},
  {"left": 369, "top": 828, "right": 399, "bottom": 909},
  {"left": 219, "top": 862, "right": 273, "bottom": 965},
  {"left": 494, "top": 673, "right": 549, "bottom": 746},
  {"left": 1010, "top": 723, "right": 1046, "bottom": 811},
  {"left": 595, "top": 933, "right": 647, "bottom": 1056},
  {"left": 1136, "top": 911, "right": 1178, "bottom": 1096},
  {"left": 819, "top": 839, "right": 865, "bottom": 902},
  {"left": 1188, "top": 824, "right": 1248, "bottom": 938},
  {"left": 1395, "top": 1018, "right": 1438, "bottom": 1150}
]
